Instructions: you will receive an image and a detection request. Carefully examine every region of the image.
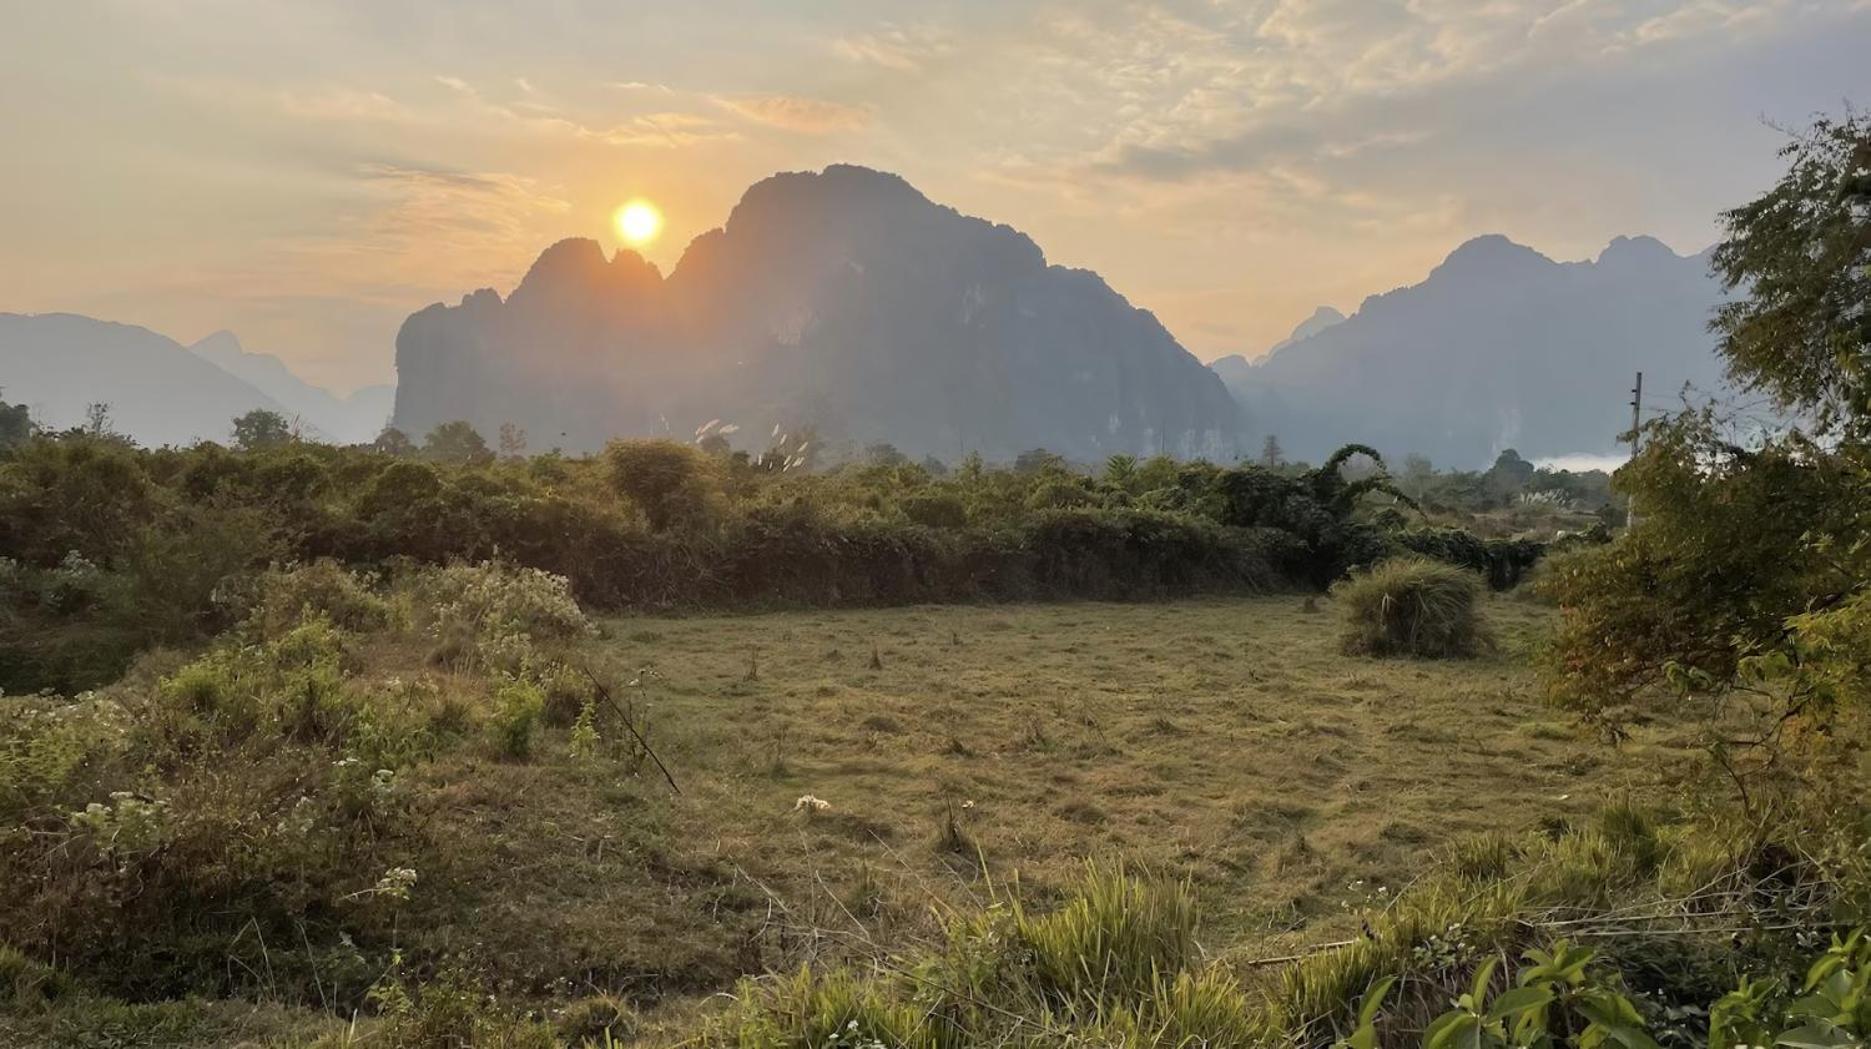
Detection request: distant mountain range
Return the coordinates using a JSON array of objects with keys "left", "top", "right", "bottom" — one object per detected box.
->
[
  {"left": 1211, "top": 234, "right": 1730, "bottom": 467},
  {"left": 0, "top": 313, "right": 389, "bottom": 446},
  {"left": 2, "top": 179, "right": 1733, "bottom": 467},
  {"left": 394, "top": 164, "right": 1249, "bottom": 461},
  {"left": 189, "top": 331, "right": 392, "bottom": 444}
]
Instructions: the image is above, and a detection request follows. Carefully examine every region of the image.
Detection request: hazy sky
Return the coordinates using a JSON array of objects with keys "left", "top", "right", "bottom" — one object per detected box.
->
[{"left": 2, "top": 1, "right": 1866, "bottom": 392}]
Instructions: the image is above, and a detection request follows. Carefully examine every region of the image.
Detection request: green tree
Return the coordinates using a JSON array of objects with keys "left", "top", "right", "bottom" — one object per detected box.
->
[
  {"left": 1711, "top": 112, "right": 1871, "bottom": 438},
  {"left": 605, "top": 439, "right": 716, "bottom": 531},
  {"left": 0, "top": 392, "right": 32, "bottom": 449},
  {"left": 1260, "top": 434, "right": 1284, "bottom": 469},
  {"left": 373, "top": 427, "right": 416, "bottom": 456},
  {"left": 1102, "top": 454, "right": 1138, "bottom": 491},
  {"left": 83, "top": 402, "right": 114, "bottom": 438},
  {"left": 1014, "top": 448, "right": 1066, "bottom": 475},
  {"left": 231, "top": 409, "right": 294, "bottom": 451},
  {"left": 497, "top": 422, "right": 528, "bottom": 460},
  {"left": 864, "top": 442, "right": 908, "bottom": 467},
  {"left": 1546, "top": 112, "right": 1871, "bottom": 720},
  {"left": 422, "top": 421, "right": 493, "bottom": 466}
]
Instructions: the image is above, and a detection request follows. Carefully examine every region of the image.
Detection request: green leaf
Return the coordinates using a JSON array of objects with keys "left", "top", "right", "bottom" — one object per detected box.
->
[
  {"left": 1485, "top": 986, "right": 1553, "bottom": 1023},
  {"left": 1357, "top": 975, "right": 1397, "bottom": 1028},
  {"left": 1470, "top": 958, "right": 1500, "bottom": 1006},
  {"left": 1425, "top": 1011, "right": 1482, "bottom": 1049},
  {"left": 1774, "top": 1022, "right": 1859, "bottom": 1048}
]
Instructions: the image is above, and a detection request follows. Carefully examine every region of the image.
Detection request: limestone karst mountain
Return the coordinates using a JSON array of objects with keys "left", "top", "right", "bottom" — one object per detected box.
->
[
  {"left": 1213, "top": 235, "right": 1729, "bottom": 467},
  {"left": 393, "top": 165, "right": 1249, "bottom": 461}
]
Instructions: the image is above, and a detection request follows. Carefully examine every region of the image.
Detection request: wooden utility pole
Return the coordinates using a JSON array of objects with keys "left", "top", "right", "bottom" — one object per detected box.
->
[{"left": 1627, "top": 371, "right": 1643, "bottom": 529}]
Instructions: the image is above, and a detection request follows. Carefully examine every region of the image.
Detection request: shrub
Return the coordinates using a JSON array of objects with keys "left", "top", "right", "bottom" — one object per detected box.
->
[
  {"left": 490, "top": 675, "right": 545, "bottom": 760},
  {"left": 1390, "top": 527, "right": 1546, "bottom": 590},
  {"left": 243, "top": 560, "right": 392, "bottom": 639},
  {"left": 605, "top": 439, "right": 719, "bottom": 532},
  {"left": 900, "top": 490, "right": 968, "bottom": 528},
  {"left": 1333, "top": 556, "right": 1489, "bottom": 658},
  {"left": 408, "top": 562, "right": 592, "bottom": 672}
]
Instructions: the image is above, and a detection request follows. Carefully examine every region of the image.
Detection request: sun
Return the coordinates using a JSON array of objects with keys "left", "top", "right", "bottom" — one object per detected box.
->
[{"left": 614, "top": 200, "right": 663, "bottom": 246}]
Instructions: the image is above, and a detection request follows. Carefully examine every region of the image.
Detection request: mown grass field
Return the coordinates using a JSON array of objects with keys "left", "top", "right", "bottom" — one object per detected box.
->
[
  {"left": 2, "top": 593, "right": 1708, "bottom": 1048},
  {"left": 584, "top": 594, "right": 1700, "bottom": 1029}
]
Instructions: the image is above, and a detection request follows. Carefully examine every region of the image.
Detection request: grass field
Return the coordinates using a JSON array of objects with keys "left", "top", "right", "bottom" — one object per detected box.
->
[
  {"left": 2, "top": 593, "right": 1712, "bottom": 1047},
  {"left": 580, "top": 594, "right": 1699, "bottom": 1023}
]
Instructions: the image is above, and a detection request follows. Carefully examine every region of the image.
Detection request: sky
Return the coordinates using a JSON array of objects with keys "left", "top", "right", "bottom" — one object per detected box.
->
[{"left": 2, "top": 0, "right": 1867, "bottom": 393}]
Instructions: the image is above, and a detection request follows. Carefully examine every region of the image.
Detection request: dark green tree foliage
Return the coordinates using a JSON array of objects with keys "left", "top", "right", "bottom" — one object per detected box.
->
[
  {"left": 1392, "top": 527, "right": 1545, "bottom": 590},
  {"left": 1544, "top": 413, "right": 1865, "bottom": 706},
  {"left": 421, "top": 420, "right": 493, "bottom": 466},
  {"left": 1, "top": 429, "right": 1487, "bottom": 692},
  {"left": 606, "top": 439, "right": 717, "bottom": 531},
  {"left": 373, "top": 426, "right": 416, "bottom": 456},
  {"left": 231, "top": 408, "right": 294, "bottom": 451},
  {"left": 0, "top": 394, "right": 32, "bottom": 449},
  {"left": 1547, "top": 113, "right": 1871, "bottom": 709},
  {"left": 1214, "top": 444, "right": 1413, "bottom": 586},
  {"left": 1711, "top": 112, "right": 1871, "bottom": 438}
]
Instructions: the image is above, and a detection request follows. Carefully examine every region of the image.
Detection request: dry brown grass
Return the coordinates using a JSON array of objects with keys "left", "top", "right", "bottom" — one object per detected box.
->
[{"left": 581, "top": 593, "right": 1701, "bottom": 973}]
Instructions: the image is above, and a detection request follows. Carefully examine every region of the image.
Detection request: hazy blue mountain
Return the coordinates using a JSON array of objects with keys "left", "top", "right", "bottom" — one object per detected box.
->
[
  {"left": 1209, "top": 305, "right": 1345, "bottom": 387},
  {"left": 0, "top": 313, "right": 293, "bottom": 447},
  {"left": 190, "top": 331, "right": 393, "bottom": 443},
  {"left": 395, "top": 164, "right": 1248, "bottom": 461},
  {"left": 1215, "top": 235, "right": 1728, "bottom": 467}
]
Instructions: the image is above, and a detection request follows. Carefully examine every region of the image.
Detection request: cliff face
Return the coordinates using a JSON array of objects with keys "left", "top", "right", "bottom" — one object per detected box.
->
[
  {"left": 394, "top": 165, "right": 1247, "bottom": 461},
  {"left": 1215, "top": 235, "right": 1729, "bottom": 467}
]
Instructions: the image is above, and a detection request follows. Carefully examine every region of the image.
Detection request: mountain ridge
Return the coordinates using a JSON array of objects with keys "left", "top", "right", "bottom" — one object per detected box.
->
[
  {"left": 1213, "top": 232, "right": 1728, "bottom": 467},
  {"left": 0, "top": 313, "right": 295, "bottom": 446},
  {"left": 394, "top": 164, "right": 1249, "bottom": 461}
]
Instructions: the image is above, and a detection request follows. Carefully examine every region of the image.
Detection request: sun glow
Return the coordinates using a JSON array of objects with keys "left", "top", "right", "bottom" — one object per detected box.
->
[{"left": 614, "top": 200, "right": 663, "bottom": 246}]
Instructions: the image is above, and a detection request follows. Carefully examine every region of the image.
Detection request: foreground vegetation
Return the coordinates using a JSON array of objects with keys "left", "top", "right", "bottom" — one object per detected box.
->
[{"left": 1, "top": 112, "right": 1866, "bottom": 1047}]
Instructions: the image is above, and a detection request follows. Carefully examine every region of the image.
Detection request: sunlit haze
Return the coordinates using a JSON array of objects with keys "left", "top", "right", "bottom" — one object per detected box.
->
[
  {"left": 615, "top": 201, "right": 663, "bottom": 246},
  {"left": 2, "top": 1, "right": 1867, "bottom": 391}
]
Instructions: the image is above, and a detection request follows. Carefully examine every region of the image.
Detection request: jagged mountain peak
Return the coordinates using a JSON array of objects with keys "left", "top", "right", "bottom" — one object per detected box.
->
[
  {"left": 191, "top": 329, "right": 244, "bottom": 355},
  {"left": 395, "top": 165, "right": 1245, "bottom": 461},
  {"left": 1595, "top": 234, "right": 1683, "bottom": 267},
  {"left": 512, "top": 238, "right": 662, "bottom": 306},
  {"left": 1429, "top": 234, "right": 1556, "bottom": 281}
]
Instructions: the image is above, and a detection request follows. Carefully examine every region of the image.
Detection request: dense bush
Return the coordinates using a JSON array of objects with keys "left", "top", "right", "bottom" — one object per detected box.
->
[
  {"left": 1334, "top": 556, "right": 1490, "bottom": 659},
  {"left": 1541, "top": 415, "right": 1867, "bottom": 709},
  {"left": 3, "top": 437, "right": 1423, "bottom": 690},
  {"left": 1390, "top": 526, "right": 1545, "bottom": 590},
  {"left": 0, "top": 561, "right": 588, "bottom": 1008}
]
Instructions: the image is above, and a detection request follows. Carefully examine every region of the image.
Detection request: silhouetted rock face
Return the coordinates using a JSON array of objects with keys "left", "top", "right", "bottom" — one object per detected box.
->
[
  {"left": 1215, "top": 235, "right": 1728, "bottom": 467},
  {"left": 394, "top": 164, "right": 1247, "bottom": 460}
]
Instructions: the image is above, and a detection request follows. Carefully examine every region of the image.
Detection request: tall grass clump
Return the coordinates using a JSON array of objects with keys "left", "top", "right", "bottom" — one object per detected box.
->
[
  {"left": 1014, "top": 863, "right": 1198, "bottom": 1009},
  {"left": 1333, "top": 556, "right": 1489, "bottom": 659}
]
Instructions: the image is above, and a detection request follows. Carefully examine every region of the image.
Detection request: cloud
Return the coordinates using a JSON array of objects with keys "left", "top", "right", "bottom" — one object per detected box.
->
[
  {"left": 832, "top": 24, "right": 953, "bottom": 71},
  {"left": 258, "top": 163, "right": 574, "bottom": 298},
  {"left": 424, "top": 75, "right": 739, "bottom": 147},
  {"left": 277, "top": 87, "right": 410, "bottom": 122},
  {"left": 713, "top": 94, "right": 871, "bottom": 133}
]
